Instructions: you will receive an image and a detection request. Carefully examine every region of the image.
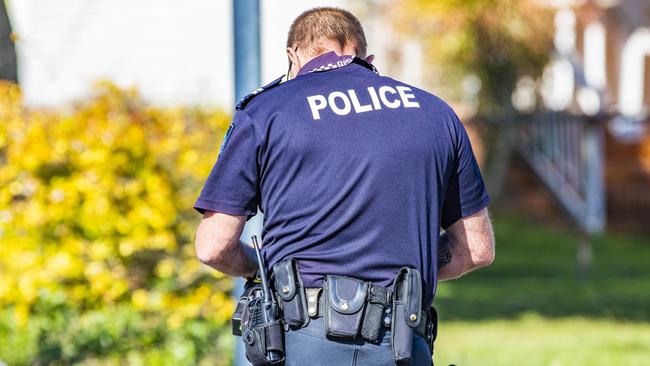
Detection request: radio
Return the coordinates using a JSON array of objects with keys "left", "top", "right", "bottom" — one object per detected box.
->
[{"left": 231, "top": 236, "right": 285, "bottom": 366}]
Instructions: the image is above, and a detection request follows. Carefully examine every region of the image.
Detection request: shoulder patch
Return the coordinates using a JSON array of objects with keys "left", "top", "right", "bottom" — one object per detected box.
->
[
  {"left": 219, "top": 122, "right": 235, "bottom": 154},
  {"left": 236, "top": 75, "right": 285, "bottom": 111}
]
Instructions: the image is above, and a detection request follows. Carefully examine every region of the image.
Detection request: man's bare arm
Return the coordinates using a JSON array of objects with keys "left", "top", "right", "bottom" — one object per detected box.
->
[
  {"left": 194, "top": 211, "right": 257, "bottom": 277},
  {"left": 438, "top": 207, "right": 495, "bottom": 281}
]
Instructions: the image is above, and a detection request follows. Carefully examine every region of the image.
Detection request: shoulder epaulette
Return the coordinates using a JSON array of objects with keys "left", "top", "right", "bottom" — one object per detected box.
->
[{"left": 236, "top": 75, "right": 285, "bottom": 111}]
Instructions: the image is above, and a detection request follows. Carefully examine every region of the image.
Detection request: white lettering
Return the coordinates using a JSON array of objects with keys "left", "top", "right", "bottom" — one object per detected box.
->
[
  {"left": 328, "top": 91, "right": 352, "bottom": 115},
  {"left": 348, "top": 90, "right": 373, "bottom": 113},
  {"left": 379, "top": 86, "right": 401, "bottom": 108},
  {"left": 307, "top": 95, "right": 327, "bottom": 120},
  {"left": 367, "top": 87, "right": 382, "bottom": 110},
  {"left": 396, "top": 86, "right": 420, "bottom": 108},
  {"left": 305, "top": 85, "right": 421, "bottom": 119}
]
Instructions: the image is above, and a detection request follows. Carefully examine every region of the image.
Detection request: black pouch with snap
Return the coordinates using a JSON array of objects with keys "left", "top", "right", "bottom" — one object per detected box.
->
[
  {"left": 272, "top": 259, "right": 308, "bottom": 328},
  {"left": 391, "top": 267, "right": 422, "bottom": 364},
  {"left": 323, "top": 275, "right": 369, "bottom": 339}
]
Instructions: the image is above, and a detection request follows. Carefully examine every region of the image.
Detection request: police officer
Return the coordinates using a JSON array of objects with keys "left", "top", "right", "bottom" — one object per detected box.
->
[{"left": 194, "top": 7, "right": 495, "bottom": 366}]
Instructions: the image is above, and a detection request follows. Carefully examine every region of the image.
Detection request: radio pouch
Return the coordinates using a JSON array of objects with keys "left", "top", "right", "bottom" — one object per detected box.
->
[
  {"left": 232, "top": 280, "right": 262, "bottom": 336},
  {"left": 242, "top": 319, "right": 285, "bottom": 366},
  {"left": 272, "top": 259, "right": 309, "bottom": 328},
  {"left": 323, "top": 275, "right": 369, "bottom": 339},
  {"left": 391, "top": 267, "right": 423, "bottom": 364},
  {"left": 240, "top": 295, "right": 285, "bottom": 366}
]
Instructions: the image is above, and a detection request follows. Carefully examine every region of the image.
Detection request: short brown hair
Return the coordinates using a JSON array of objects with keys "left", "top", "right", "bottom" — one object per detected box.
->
[{"left": 287, "top": 7, "right": 367, "bottom": 57}]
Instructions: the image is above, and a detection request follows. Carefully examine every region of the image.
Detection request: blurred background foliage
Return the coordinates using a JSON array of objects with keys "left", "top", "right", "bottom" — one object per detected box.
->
[
  {"left": 390, "top": 0, "right": 554, "bottom": 113},
  {"left": 0, "top": 82, "right": 234, "bottom": 365}
]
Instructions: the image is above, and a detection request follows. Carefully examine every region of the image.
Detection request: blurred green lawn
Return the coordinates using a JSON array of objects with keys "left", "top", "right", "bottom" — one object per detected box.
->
[{"left": 433, "top": 212, "right": 650, "bottom": 366}]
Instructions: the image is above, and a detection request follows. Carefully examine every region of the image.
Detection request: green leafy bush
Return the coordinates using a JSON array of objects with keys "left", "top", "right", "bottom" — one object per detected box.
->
[{"left": 0, "top": 81, "right": 234, "bottom": 365}]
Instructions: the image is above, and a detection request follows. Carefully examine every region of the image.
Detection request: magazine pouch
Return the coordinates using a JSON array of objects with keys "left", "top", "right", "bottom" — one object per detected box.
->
[
  {"left": 391, "top": 267, "right": 422, "bottom": 364},
  {"left": 273, "top": 259, "right": 309, "bottom": 328}
]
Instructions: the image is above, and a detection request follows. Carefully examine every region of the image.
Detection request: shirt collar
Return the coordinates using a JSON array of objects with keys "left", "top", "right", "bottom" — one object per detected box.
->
[{"left": 296, "top": 51, "right": 377, "bottom": 77}]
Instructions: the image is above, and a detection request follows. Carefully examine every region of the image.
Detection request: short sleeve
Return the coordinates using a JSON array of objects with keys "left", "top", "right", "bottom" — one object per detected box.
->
[
  {"left": 440, "top": 111, "right": 490, "bottom": 229},
  {"left": 194, "top": 111, "right": 260, "bottom": 217}
]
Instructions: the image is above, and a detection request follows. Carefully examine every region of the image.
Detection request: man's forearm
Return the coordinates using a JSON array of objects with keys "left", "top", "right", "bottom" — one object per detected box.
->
[
  {"left": 195, "top": 212, "right": 259, "bottom": 278},
  {"left": 201, "top": 241, "right": 258, "bottom": 278},
  {"left": 437, "top": 209, "right": 495, "bottom": 281}
]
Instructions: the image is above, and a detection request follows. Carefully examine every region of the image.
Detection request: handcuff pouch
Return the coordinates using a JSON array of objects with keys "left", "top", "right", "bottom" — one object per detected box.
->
[{"left": 323, "top": 275, "right": 369, "bottom": 339}]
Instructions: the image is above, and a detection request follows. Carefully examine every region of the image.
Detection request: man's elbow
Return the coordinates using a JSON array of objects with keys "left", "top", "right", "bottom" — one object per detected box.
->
[
  {"left": 195, "top": 243, "right": 225, "bottom": 267},
  {"left": 475, "top": 248, "right": 495, "bottom": 267},
  {"left": 194, "top": 225, "right": 228, "bottom": 267},
  {"left": 195, "top": 241, "right": 222, "bottom": 267},
  {"left": 473, "top": 240, "right": 495, "bottom": 268}
]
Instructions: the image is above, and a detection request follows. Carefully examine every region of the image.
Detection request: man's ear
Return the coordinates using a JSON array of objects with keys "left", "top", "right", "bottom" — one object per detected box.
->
[
  {"left": 286, "top": 47, "right": 301, "bottom": 77},
  {"left": 365, "top": 54, "right": 375, "bottom": 63}
]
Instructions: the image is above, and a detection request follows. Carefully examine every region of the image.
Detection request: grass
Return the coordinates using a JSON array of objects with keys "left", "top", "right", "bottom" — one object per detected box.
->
[
  {"left": 432, "top": 212, "right": 650, "bottom": 366},
  {"left": 435, "top": 316, "right": 650, "bottom": 366}
]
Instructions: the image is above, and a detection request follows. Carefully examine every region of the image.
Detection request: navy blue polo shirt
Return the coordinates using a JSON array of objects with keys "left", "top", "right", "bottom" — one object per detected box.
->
[{"left": 195, "top": 52, "right": 489, "bottom": 306}]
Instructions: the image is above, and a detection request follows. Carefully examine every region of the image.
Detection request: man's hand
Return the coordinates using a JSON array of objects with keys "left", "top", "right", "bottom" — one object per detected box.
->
[
  {"left": 438, "top": 207, "right": 495, "bottom": 281},
  {"left": 437, "top": 232, "right": 452, "bottom": 267},
  {"left": 194, "top": 211, "right": 258, "bottom": 277}
]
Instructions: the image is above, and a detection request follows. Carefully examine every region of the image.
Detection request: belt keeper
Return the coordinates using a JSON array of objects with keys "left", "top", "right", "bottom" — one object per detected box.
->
[{"left": 305, "top": 288, "right": 321, "bottom": 317}]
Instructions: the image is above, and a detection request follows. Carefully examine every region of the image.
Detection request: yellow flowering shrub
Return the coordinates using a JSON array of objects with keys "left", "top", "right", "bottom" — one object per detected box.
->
[{"left": 0, "top": 81, "right": 234, "bottom": 365}]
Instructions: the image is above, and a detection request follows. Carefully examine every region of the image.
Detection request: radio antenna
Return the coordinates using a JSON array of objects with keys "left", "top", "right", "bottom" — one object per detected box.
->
[{"left": 251, "top": 235, "right": 272, "bottom": 303}]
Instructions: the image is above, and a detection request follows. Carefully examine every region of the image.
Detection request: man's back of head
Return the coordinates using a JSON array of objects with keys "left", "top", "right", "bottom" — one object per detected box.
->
[
  {"left": 285, "top": 7, "right": 368, "bottom": 77},
  {"left": 287, "top": 7, "right": 366, "bottom": 57}
]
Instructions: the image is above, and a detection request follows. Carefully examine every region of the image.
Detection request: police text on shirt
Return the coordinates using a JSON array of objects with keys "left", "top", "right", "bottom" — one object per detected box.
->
[{"left": 306, "top": 86, "right": 420, "bottom": 120}]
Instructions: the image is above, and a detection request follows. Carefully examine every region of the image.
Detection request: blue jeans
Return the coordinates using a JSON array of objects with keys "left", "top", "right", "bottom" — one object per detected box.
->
[{"left": 284, "top": 317, "right": 432, "bottom": 366}]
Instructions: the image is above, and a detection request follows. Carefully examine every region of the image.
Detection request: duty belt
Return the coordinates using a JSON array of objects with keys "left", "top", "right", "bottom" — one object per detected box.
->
[
  {"left": 303, "top": 287, "right": 435, "bottom": 341},
  {"left": 270, "top": 259, "right": 438, "bottom": 362}
]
